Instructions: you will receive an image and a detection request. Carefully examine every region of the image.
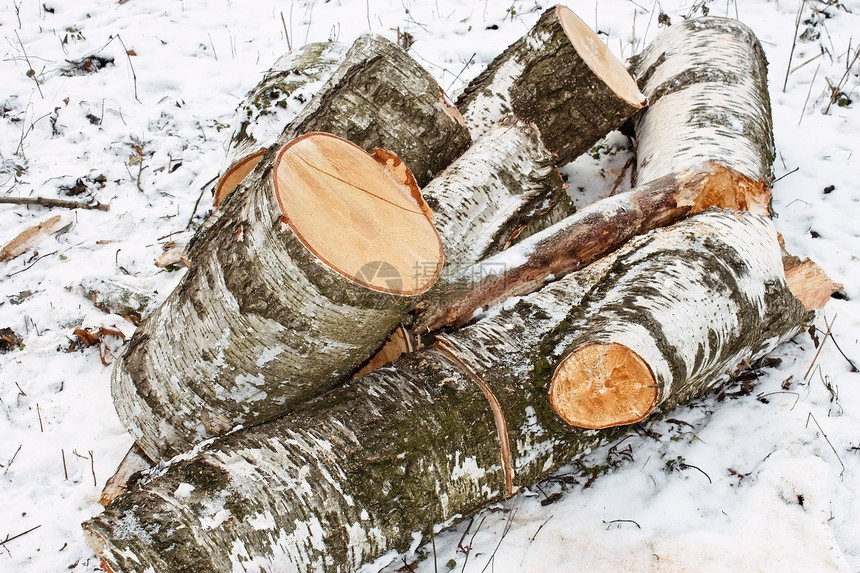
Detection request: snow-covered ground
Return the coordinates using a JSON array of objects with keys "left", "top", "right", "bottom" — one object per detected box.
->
[{"left": 1, "top": 0, "right": 858, "bottom": 571}]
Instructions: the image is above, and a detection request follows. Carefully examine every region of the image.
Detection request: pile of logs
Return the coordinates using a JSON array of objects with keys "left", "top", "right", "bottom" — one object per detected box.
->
[{"left": 83, "top": 7, "right": 834, "bottom": 573}]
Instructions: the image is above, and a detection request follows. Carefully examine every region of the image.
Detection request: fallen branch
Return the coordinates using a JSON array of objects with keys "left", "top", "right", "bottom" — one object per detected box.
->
[
  {"left": 0, "top": 195, "right": 109, "bottom": 211},
  {"left": 1, "top": 525, "right": 42, "bottom": 547},
  {"left": 414, "top": 163, "right": 770, "bottom": 333}
]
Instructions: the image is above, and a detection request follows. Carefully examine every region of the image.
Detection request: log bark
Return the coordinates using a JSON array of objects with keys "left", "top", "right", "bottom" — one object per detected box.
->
[
  {"left": 629, "top": 17, "right": 775, "bottom": 186},
  {"left": 457, "top": 5, "right": 645, "bottom": 165},
  {"left": 212, "top": 34, "right": 470, "bottom": 209},
  {"left": 275, "top": 33, "right": 470, "bottom": 188},
  {"left": 84, "top": 209, "right": 807, "bottom": 573},
  {"left": 112, "top": 133, "right": 443, "bottom": 461},
  {"left": 414, "top": 163, "right": 770, "bottom": 333}
]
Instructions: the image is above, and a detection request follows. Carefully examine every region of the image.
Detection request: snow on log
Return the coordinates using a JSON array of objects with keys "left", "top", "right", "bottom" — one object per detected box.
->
[
  {"left": 414, "top": 163, "right": 770, "bottom": 333},
  {"left": 84, "top": 210, "right": 807, "bottom": 573},
  {"left": 214, "top": 34, "right": 470, "bottom": 208},
  {"left": 629, "top": 17, "right": 774, "bottom": 186},
  {"left": 214, "top": 42, "right": 348, "bottom": 206},
  {"left": 112, "top": 133, "right": 443, "bottom": 461},
  {"left": 457, "top": 4, "right": 645, "bottom": 165}
]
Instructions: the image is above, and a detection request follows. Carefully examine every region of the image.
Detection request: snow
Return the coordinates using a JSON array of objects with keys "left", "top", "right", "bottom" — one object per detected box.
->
[{"left": 1, "top": 0, "right": 858, "bottom": 572}]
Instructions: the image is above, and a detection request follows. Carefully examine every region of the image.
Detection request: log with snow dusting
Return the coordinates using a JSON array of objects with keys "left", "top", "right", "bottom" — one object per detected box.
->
[
  {"left": 421, "top": 116, "right": 566, "bottom": 274},
  {"left": 84, "top": 210, "right": 807, "bottom": 573},
  {"left": 457, "top": 4, "right": 645, "bottom": 165},
  {"left": 112, "top": 133, "right": 443, "bottom": 462},
  {"left": 213, "top": 34, "right": 470, "bottom": 208},
  {"left": 629, "top": 17, "right": 774, "bottom": 186}
]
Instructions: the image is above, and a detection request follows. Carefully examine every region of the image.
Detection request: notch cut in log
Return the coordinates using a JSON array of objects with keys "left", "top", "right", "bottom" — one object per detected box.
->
[
  {"left": 84, "top": 210, "right": 808, "bottom": 573},
  {"left": 629, "top": 17, "right": 774, "bottom": 186},
  {"left": 457, "top": 4, "right": 645, "bottom": 165},
  {"left": 112, "top": 133, "right": 443, "bottom": 461}
]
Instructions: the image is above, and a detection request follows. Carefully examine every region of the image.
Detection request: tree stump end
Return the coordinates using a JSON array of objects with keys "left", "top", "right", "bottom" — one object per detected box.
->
[{"left": 549, "top": 342, "right": 658, "bottom": 428}]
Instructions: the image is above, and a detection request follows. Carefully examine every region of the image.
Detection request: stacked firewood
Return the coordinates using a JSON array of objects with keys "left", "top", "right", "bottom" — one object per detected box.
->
[{"left": 83, "top": 7, "right": 834, "bottom": 573}]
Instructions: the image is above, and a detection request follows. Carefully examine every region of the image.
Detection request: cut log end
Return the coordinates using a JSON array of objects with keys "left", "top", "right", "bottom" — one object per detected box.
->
[
  {"left": 273, "top": 132, "right": 444, "bottom": 295},
  {"left": 213, "top": 148, "right": 267, "bottom": 207},
  {"left": 556, "top": 5, "right": 646, "bottom": 109},
  {"left": 549, "top": 342, "right": 657, "bottom": 429}
]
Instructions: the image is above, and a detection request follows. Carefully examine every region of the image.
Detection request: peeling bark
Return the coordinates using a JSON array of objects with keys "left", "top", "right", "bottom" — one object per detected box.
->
[
  {"left": 629, "top": 17, "right": 774, "bottom": 186},
  {"left": 85, "top": 210, "right": 806, "bottom": 573},
  {"left": 457, "top": 5, "right": 645, "bottom": 165}
]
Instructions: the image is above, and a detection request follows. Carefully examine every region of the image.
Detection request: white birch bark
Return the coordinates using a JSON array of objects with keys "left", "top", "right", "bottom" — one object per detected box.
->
[
  {"left": 457, "top": 5, "right": 645, "bottom": 165},
  {"left": 629, "top": 17, "right": 775, "bottom": 186}
]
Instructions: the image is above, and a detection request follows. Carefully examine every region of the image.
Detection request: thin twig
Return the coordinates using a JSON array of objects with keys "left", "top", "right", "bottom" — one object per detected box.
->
[
  {"left": 0, "top": 195, "right": 109, "bottom": 211},
  {"left": 280, "top": 11, "right": 292, "bottom": 50},
  {"left": 0, "top": 525, "right": 42, "bottom": 547},
  {"left": 798, "top": 63, "right": 821, "bottom": 126},
  {"left": 757, "top": 391, "right": 800, "bottom": 409},
  {"left": 208, "top": 33, "right": 218, "bottom": 61},
  {"left": 682, "top": 462, "right": 712, "bottom": 484},
  {"left": 529, "top": 516, "right": 552, "bottom": 542},
  {"left": 116, "top": 35, "right": 140, "bottom": 103},
  {"left": 186, "top": 174, "right": 219, "bottom": 230},
  {"left": 14, "top": 31, "right": 44, "bottom": 99},
  {"left": 4, "top": 445, "right": 22, "bottom": 475},
  {"left": 605, "top": 519, "right": 642, "bottom": 530},
  {"left": 9, "top": 251, "right": 57, "bottom": 277},
  {"left": 480, "top": 509, "right": 517, "bottom": 573},
  {"left": 805, "top": 412, "right": 845, "bottom": 479},
  {"left": 447, "top": 53, "right": 476, "bottom": 93},
  {"left": 89, "top": 449, "right": 97, "bottom": 487},
  {"left": 773, "top": 167, "right": 800, "bottom": 184},
  {"left": 827, "top": 330, "right": 859, "bottom": 372},
  {"left": 804, "top": 314, "right": 836, "bottom": 381},
  {"left": 460, "top": 516, "right": 486, "bottom": 573},
  {"left": 36, "top": 403, "right": 43, "bottom": 432},
  {"left": 824, "top": 47, "right": 860, "bottom": 114},
  {"left": 62, "top": 449, "right": 68, "bottom": 480},
  {"left": 783, "top": 0, "right": 806, "bottom": 92}
]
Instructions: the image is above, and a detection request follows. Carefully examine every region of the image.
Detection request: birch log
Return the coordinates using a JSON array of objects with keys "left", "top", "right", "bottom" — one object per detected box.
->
[
  {"left": 275, "top": 33, "right": 470, "bottom": 188},
  {"left": 414, "top": 163, "right": 770, "bottom": 333},
  {"left": 214, "top": 42, "right": 348, "bottom": 206},
  {"left": 84, "top": 210, "right": 808, "bottom": 573},
  {"left": 213, "top": 34, "right": 470, "bottom": 208},
  {"left": 112, "top": 133, "right": 443, "bottom": 461},
  {"left": 629, "top": 17, "right": 774, "bottom": 186},
  {"left": 457, "top": 4, "right": 645, "bottom": 165}
]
